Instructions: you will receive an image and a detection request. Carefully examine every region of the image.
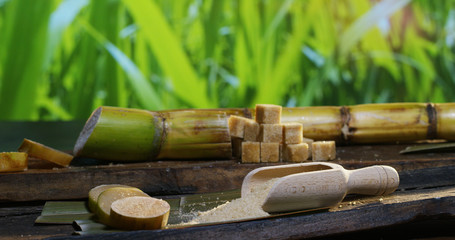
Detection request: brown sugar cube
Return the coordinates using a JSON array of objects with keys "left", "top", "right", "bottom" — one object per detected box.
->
[
  {"left": 260, "top": 124, "right": 283, "bottom": 143},
  {"left": 284, "top": 143, "right": 309, "bottom": 162},
  {"left": 260, "top": 142, "right": 280, "bottom": 163},
  {"left": 301, "top": 137, "right": 314, "bottom": 159},
  {"left": 283, "top": 123, "right": 303, "bottom": 144},
  {"left": 228, "top": 115, "right": 248, "bottom": 138},
  {"left": 255, "top": 104, "right": 282, "bottom": 124},
  {"left": 231, "top": 137, "right": 243, "bottom": 159},
  {"left": 312, "top": 141, "right": 336, "bottom": 161},
  {"left": 241, "top": 142, "right": 260, "bottom": 163},
  {"left": 244, "top": 119, "right": 260, "bottom": 142}
]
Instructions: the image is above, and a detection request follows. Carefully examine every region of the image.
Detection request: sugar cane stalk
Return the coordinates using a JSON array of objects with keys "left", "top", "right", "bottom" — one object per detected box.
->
[{"left": 74, "top": 103, "right": 455, "bottom": 162}]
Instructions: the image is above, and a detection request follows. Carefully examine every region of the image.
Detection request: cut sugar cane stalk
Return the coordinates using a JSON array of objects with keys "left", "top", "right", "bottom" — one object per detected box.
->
[
  {"left": 18, "top": 138, "right": 73, "bottom": 167},
  {"left": 74, "top": 103, "right": 455, "bottom": 162},
  {"left": 0, "top": 152, "right": 28, "bottom": 172}
]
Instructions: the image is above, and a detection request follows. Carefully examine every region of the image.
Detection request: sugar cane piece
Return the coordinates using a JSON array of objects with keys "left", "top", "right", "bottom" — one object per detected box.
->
[
  {"left": 88, "top": 184, "right": 134, "bottom": 213},
  {"left": 96, "top": 187, "right": 149, "bottom": 227},
  {"left": 0, "top": 152, "right": 28, "bottom": 172},
  {"left": 260, "top": 124, "right": 283, "bottom": 143},
  {"left": 301, "top": 137, "right": 314, "bottom": 159},
  {"left": 241, "top": 142, "right": 260, "bottom": 163},
  {"left": 312, "top": 141, "right": 336, "bottom": 161},
  {"left": 255, "top": 104, "right": 282, "bottom": 124},
  {"left": 110, "top": 196, "right": 170, "bottom": 230},
  {"left": 260, "top": 142, "right": 280, "bottom": 163},
  {"left": 244, "top": 119, "right": 260, "bottom": 142},
  {"left": 283, "top": 123, "right": 303, "bottom": 144},
  {"left": 228, "top": 115, "right": 248, "bottom": 138},
  {"left": 231, "top": 137, "right": 243, "bottom": 159},
  {"left": 284, "top": 143, "right": 309, "bottom": 162},
  {"left": 18, "top": 138, "right": 73, "bottom": 167}
]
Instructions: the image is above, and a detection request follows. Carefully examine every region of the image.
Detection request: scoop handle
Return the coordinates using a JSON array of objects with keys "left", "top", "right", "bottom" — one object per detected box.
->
[{"left": 346, "top": 165, "right": 399, "bottom": 195}]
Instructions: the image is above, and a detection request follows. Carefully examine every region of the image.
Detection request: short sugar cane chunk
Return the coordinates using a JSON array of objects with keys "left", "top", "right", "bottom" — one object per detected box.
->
[
  {"left": 284, "top": 143, "right": 309, "bottom": 162},
  {"left": 241, "top": 142, "right": 260, "bottom": 163},
  {"left": 283, "top": 123, "right": 303, "bottom": 144},
  {"left": 260, "top": 124, "right": 283, "bottom": 143},
  {"left": 228, "top": 115, "right": 248, "bottom": 138},
  {"left": 18, "top": 138, "right": 73, "bottom": 167},
  {"left": 260, "top": 142, "right": 280, "bottom": 163},
  {"left": 312, "top": 141, "right": 336, "bottom": 161},
  {"left": 255, "top": 104, "right": 282, "bottom": 124},
  {"left": 244, "top": 119, "right": 260, "bottom": 142},
  {"left": 0, "top": 152, "right": 28, "bottom": 172}
]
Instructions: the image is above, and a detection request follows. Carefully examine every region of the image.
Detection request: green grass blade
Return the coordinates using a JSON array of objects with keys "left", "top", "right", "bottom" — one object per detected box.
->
[
  {"left": 80, "top": 20, "right": 163, "bottom": 110},
  {"left": 339, "top": 0, "right": 411, "bottom": 57},
  {"left": 0, "top": 0, "right": 56, "bottom": 120},
  {"left": 123, "top": 0, "right": 212, "bottom": 108}
]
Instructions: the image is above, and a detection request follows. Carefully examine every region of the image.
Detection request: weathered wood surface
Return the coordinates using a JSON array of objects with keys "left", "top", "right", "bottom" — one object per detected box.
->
[
  {"left": 0, "top": 143, "right": 454, "bottom": 202},
  {"left": 0, "top": 122, "right": 454, "bottom": 239},
  {"left": 43, "top": 186, "right": 454, "bottom": 240}
]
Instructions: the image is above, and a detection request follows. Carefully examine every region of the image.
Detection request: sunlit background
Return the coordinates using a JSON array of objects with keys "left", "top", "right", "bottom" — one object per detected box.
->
[{"left": 0, "top": 0, "right": 454, "bottom": 120}]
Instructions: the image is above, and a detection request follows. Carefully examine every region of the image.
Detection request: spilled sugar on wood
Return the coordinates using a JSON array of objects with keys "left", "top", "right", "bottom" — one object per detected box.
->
[{"left": 175, "top": 178, "right": 279, "bottom": 225}]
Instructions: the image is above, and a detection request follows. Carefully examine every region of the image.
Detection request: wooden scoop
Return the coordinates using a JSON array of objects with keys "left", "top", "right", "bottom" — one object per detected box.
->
[{"left": 241, "top": 162, "right": 399, "bottom": 213}]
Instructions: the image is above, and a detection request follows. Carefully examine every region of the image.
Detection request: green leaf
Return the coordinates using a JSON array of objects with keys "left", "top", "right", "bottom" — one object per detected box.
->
[{"left": 123, "top": 0, "right": 213, "bottom": 108}]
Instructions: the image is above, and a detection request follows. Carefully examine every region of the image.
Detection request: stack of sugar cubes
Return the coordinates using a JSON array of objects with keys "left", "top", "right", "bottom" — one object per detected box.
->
[{"left": 228, "top": 104, "right": 336, "bottom": 163}]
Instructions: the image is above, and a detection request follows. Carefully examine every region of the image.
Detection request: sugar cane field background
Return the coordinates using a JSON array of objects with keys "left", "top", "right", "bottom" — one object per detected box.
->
[{"left": 0, "top": 0, "right": 455, "bottom": 121}]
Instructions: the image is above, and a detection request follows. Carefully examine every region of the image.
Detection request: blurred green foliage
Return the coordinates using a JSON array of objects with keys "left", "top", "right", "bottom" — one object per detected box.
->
[{"left": 0, "top": 0, "right": 455, "bottom": 120}]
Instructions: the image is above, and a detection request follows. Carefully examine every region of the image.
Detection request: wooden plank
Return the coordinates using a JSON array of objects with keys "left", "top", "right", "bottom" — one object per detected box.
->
[
  {"left": 1, "top": 144, "right": 455, "bottom": 202},
  {"left": 44, "top": 186, "right": 455, "bottom": 240}
]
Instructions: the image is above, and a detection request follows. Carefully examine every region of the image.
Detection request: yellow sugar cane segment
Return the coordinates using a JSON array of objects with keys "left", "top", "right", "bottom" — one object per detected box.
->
[
  {"left": 435, "top": 103, "right": 455, "bottom": 141},
  {"left": 18, "top": 139, "right": 73, "bottom": 167},
  {"left": 157, "top": 109, "right": 235, "bottom": 159},
  {"left": 280, "top": 106, "right": 344, "bottom": 142},
  {"left": 346, "top": 103, "right": 430, "bottom": 143},
  {"left": 96, "top": 187, "right": 149, "bottom": 227},
  {"left": 88, "top": 184, "right": 134, "bottom": 213},
  {"left": 110, "top": 196, "right": 170, "bottom": 230},
  {"left": 0, "top": 152, "right": 28, "bottom": 172}
]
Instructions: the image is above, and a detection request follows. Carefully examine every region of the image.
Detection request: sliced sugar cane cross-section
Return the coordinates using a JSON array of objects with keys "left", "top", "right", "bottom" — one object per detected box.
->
[
  {"left": 312, "top": 141, "right": 336, "bottom": 161},
  {"left": 260, "top": 142, "right": 280, "bottom": 163},
  {"left": 255, "top": 104, "right": 282, "bottom": 124},
  {"left": 284, "top": 143, "right": 309, "bottom": 162},
  {"left": 241, "top": 142, "right": 260, "bottom": 163},
  {"left": 283, "top": 123, "right": 303, "bottom": 144},
  {"left": 110, "top": 196, "right": 170, "bottom": 230},
  {"left": 18, "top": 138, "right": 73, "bottom": 167},
  {"left": 88, "top": 184, "right": 135, "bottom": 213}
]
